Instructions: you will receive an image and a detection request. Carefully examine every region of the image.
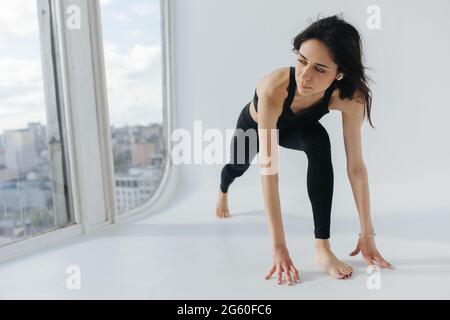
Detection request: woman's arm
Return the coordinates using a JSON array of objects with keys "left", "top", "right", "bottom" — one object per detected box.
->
[
  {"left": 261, "top": 174, "right": 285, "bottom": 246},
  {"left": 347, "top": 164, "right": 374, "bottom": 234},
  {"left": 342, "top": 99, "right": 393, "bottom": 269},
  {"left": 341, "top": 100, "right": 373, "bottom": 234},
  {"left": 257, "top": 91, "right": 286, "bottom": 247},
  {"left": 258, "top": 87, "right": 301, "bottom": 284}
]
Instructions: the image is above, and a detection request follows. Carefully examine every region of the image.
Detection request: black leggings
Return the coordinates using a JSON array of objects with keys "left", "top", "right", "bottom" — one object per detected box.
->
[{"left": 220, "top": 103, "right": 334, "bottom": 239}]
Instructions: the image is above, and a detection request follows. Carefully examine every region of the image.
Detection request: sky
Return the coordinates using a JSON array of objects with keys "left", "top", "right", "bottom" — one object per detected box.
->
[{"left": 0, "top": 0, "right": 163, "bottom": 135}]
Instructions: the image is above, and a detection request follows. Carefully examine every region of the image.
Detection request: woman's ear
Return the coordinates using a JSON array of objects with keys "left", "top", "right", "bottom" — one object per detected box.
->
[{"left": 337, "top": 73, "right": 344, "bottom": 81}]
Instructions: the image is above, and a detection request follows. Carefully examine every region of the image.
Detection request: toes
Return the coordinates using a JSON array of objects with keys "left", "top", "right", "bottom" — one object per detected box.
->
[
  {"left": 343, "top": 269, "right": 352, "bottom": 276},
  {"left": 217, "top": 210, "right": 230, "bottom": 218},
  {"left": 339, "top": 268, "right": 352, "bottom": 278},
  {"left": 339, "top": 273, "right": 351, "bottom": 280},
  {"left": 341, "top": 265, "right": 353, "bottom": 274},
  {"left": 343, "top": 269, "right": 353, "bottom": 279},
  {"left": 338, "top": 271, "right": 347, "bottom": 278},
  {"left": 332, "top": 269, "right": 346, "bottom": 279}
]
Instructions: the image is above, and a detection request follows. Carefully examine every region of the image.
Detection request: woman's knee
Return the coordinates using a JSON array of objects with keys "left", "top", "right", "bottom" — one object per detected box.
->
[
  {"left": 303, "top": 124, "right": 331, "bottom": 156},
  {"left": 224, "top": 162, "right": 251, "bottom": 177}
]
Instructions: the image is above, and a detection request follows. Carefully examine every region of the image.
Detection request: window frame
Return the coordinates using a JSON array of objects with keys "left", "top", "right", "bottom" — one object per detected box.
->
[
  {"left": 0, "top": 0, "right": 85, "bottom": 263},
  {"left": 94, "top": 0, "right": 178, "bottom": 222},
  {"left": 0, "top": 0, "right": 177, "bottom": 264}
]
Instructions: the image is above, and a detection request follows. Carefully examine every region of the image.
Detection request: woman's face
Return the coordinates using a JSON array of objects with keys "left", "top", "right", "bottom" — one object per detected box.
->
[{"left": 295, "top": 39, "right": 339, "bottom": 96}]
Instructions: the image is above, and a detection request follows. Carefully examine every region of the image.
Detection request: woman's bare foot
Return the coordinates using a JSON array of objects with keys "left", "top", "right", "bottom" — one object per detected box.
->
[
  {"left": 216, "top": 189, "right": 231, "bottom": 219},
  {"left": 314, "top": 240, "right": 353, "bottom": 279}
]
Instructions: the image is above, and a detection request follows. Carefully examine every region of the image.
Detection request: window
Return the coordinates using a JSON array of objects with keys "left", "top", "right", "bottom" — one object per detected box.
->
[
  {"left": 0, "top": 0, "right": 73, "bottom": 247},
  {"left": 100, "top": 0, "right": 166, "bottom": 215}
]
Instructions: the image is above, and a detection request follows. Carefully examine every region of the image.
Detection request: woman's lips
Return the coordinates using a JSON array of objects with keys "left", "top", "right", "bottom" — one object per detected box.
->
[{"left": 301, "top": 84, "right": 312, "bottom": 89}]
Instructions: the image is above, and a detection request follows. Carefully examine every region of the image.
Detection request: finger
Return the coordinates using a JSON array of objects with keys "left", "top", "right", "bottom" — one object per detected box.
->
[
  {"left": 277, "top": 265, "right": 283, "bottom": 285},
  {"left": 369, "top": 261, "right": 382, "bottom": 272},
  {"left": 363, "top": 255, "right": 374, "bottom": 266},
  {"left": 284, "top": 265, "right": 292, "bottom": 285},
  {"left": 373, "top": 255, "right": 393, "bottom": 269},
  {"left": 265, "top": 265, "right": 276, "bottom": 280},
  {"left": 366, "top": 258, "right": 382, "bottom": 272},
  {"left": 349, "top": 247, "right": 360, "bottom": 256},
  {"left": 376, "top": 254, "right": 394, "bottom": 269},
  {"left": 290, "top": 265, "right": 301, "bottom": 283},
  {"left": 371, "top": 256, "right": 384, "bottom": 267}
]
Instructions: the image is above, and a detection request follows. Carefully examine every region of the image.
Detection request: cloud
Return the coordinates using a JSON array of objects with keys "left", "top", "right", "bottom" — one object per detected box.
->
[
  {"left": 0, "top": 58, "right": 46, "bottom": 133},
  {"left": 0, "top": 41, "right": 164, "bottom": 133},
  {"left": 0, "top": 0, "right": 164, "bottom": 134},
  {"left": 103, "top": 42, "right": 163, "bottom": 127},
  {"left": 0, "top": 0, "right": 39, "bottom": 39},
  {"left": 100, "top": 0, "right": 115, "bottom": 7},
  {"left": 130, "top": 2, "right": 160, "bottom": 17},
  {"left": 110, "top": 13, "right": 130, "bottom": 23},
  {"left": 0, "top": 1, "right": 45, "bottom": 134},
  {"left": 0, "top": 58, "right": 43, "bottom": 86}
]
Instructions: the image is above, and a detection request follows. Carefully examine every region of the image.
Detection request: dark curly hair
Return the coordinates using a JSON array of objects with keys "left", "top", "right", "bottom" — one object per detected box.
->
[{"left": 292, "top": 13, "right": 375, "bottom": 128}]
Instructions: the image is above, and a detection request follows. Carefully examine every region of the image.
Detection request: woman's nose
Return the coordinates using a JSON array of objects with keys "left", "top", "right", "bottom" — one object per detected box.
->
[
  {"left": 300, "top": 68, "right": 312, "bottom": 81},
  {"left": 301, "top": 72, "right": 312, "bottom": 82}
]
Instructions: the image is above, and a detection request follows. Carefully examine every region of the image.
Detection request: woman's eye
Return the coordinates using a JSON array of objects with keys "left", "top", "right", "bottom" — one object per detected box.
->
[{"left": 298, "top": 59, "right": 325, "bottom": 73}]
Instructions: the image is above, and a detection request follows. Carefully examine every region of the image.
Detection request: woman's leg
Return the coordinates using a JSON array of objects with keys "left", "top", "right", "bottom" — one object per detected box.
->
[
  {"left": 220, "top": 104, "right": 259, "bottom": 194},
  {"left": 279, "top": 122, "right": 353, "bottom": 279},
  {"left": 278, "top": 121, "right": 333, "bottom": 239},
  {"left": 217, "top": 104, "right": 259, "bottom": 219}
]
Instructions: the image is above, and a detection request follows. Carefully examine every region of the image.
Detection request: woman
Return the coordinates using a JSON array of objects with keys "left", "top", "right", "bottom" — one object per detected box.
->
[{"left": 216, "top": 14, "right": 394, "bottom": 285}]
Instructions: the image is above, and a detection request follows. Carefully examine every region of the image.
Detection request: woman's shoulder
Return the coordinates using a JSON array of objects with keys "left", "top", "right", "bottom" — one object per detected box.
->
[
  {"left": 255, "top": 66, "right": 291, "bottom": 103},
  {"left": 329, "top": 87, "right": 365, "bottom": 114}
]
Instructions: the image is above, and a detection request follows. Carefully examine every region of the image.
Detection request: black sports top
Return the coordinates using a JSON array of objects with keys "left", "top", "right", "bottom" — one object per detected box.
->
[{"left": 252, "top": 66, "right": 336, "bottom": 129}]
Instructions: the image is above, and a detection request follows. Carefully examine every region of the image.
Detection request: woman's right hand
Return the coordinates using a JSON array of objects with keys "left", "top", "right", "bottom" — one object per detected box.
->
[{"left": 265, "top": 245, "right": 301, "bottom": 285}]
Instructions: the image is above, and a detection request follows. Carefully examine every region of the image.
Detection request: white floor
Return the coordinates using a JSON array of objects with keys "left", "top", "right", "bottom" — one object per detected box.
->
[{"left": 0, "top": 183, "right": 449, "bottom": 300}]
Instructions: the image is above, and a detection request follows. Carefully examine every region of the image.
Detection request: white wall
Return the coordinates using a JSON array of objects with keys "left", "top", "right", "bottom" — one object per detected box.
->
[{"left": 171, "top": 0, "right": 450, "bottom": 222}]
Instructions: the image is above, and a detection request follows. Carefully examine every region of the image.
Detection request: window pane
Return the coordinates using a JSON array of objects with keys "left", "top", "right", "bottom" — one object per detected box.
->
[
  {"left": 0, "top": 0, "right": 73, "bottom": 247},
  {"left": 100, "top": 0, "right": 166, "bottom": 215}
]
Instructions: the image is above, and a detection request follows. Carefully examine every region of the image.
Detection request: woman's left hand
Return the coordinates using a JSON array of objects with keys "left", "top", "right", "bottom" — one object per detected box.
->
[{"left": 349, "top": 236, "right": 395, "bottom": 269}]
